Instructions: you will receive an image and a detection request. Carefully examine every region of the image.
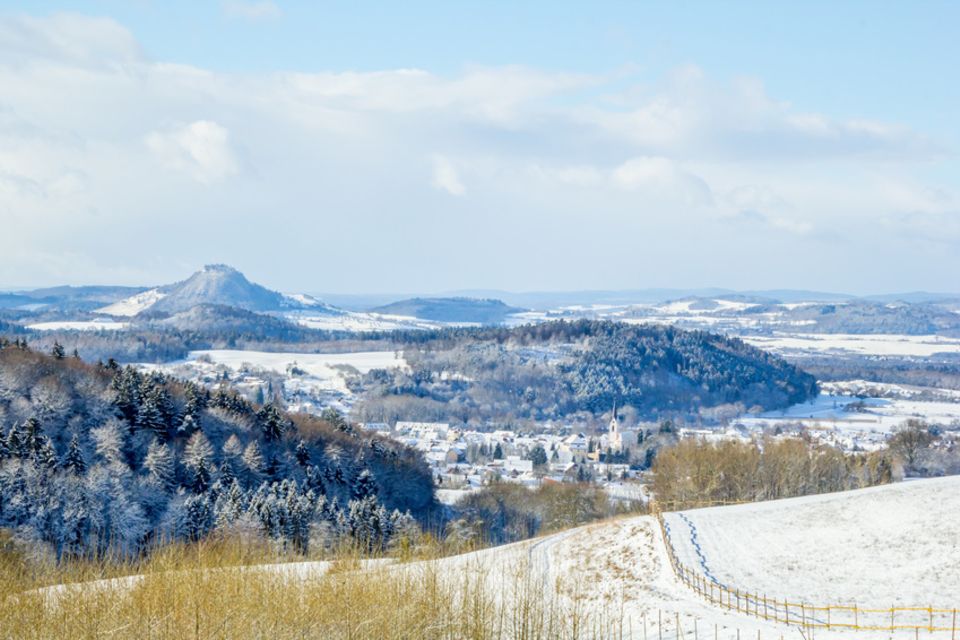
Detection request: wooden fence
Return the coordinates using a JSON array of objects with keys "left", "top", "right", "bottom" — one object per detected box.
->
[{"left": 654, "top": 508, "right": 958, "bottom": 637}]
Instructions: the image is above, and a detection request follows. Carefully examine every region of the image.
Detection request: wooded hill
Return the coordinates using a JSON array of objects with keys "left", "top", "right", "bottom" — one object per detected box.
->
[
  {"left": 0, "top": 339, "right": 435, "bottom": 559},
  {"left": 352, "top": 320, "right": 819, "bottom": 424}
]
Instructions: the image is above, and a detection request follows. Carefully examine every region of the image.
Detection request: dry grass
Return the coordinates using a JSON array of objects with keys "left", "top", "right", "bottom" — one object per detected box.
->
[{"left": 0, "top": 535, "right": 626, "bottom": 640}]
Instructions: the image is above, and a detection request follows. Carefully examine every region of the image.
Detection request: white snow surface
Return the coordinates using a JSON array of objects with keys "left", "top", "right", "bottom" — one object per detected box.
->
[
  {"left": 663, "top": 477, "right": 960, "bottom": 613},
  {"left": 743, "top": 333, "right": 960, "bottom": 357},
  {"left": 290, "top": 311, "right": 458, "bottom": 332},
  {"left": 95, "top": 289, "right": 167, "bottom": 316},
  {"left": 181, "top": 349, "right": 406, "bottom": 393},
  {"left": 26, "top": 319, "right": 130, "bottom": 331},
  {"left": 739, "top": 392, "right": 960, "bottom": 435}
]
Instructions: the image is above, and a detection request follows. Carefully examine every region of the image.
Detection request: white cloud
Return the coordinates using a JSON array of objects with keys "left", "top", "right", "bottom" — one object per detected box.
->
[
  {"left": 222, "top": 1, "right": 282, "bottom": 21},
  {"left": 431, "top": 155, "right": 465, "bottom": 196},
  {"left": 612, "top": 156, "right": 713, "bottom": 206},
  {"left": 145, "top": 121, "right": 239, "bottom": 184},
  {"left": 0, "top": 12, "right": 142, "bottom": 67},
  {"left": 0, "top": 12, "right": 954, "bottom": 291}
]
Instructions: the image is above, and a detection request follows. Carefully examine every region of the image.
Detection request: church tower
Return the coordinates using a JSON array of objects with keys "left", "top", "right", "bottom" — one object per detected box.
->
[{"left": 608, "top": 403, "right": 622, "bottom": 452}]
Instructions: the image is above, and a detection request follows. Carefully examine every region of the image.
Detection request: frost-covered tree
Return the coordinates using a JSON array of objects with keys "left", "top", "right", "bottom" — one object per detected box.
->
[
  {"left": 182, "top": 493, "right": 214, "bottom": 541},
  {"left": 62, "top": 435, "right": 87, "bottom": 475},
  {"left": 242, "top": 441, "right": 265, "bottom": 485},
  {"left": 136, "top": 395, "right": 165, "bottom": 438},
  {"left": 143, "top": 439, "right": 176, "bottom": 490},
  {"left": 191, "top": 457, "right": 212, "bottom": 494},
  {"left": 183, "top": 431, "right": 214, "bottom": 470},
  {"left": 353, "top": 469, "right": 377, "bottom": 501},
  {"left": 90, "top": 421, "right": 126, "bottom": 467},
  {"left": 256, "top": 403, "right": 286, "bottom": 442}
]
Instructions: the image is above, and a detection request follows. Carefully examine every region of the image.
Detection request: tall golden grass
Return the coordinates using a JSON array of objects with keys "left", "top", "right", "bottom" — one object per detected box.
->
[{"left": 0, "top": 533, "right": 625, "bottom": 640}]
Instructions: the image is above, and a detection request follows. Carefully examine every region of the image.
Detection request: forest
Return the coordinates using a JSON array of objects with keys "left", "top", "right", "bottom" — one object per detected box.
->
[
  {"left": 0, "top": 338, "right": 435, "bottom": 560},
  {"left": 351, "top": 320, "right": 819, "bottom": 424}
]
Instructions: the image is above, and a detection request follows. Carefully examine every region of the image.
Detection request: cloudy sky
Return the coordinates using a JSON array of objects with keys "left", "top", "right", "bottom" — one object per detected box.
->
[{"left": 0, "top": 1, "right": 958, "bottom": 294}]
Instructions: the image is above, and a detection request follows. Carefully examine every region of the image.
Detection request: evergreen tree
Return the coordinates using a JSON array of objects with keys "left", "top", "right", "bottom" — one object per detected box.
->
[
  {"left": 183, "top": 494, "right": 214, "bottom": 540},
  {"left": 51, "top": 341, "right": 66, "bottom": 360},
  {"left": 62, "top": 435, "right": 87, "bottom": 475},
  {"left": 182, "top": 381, "right": 207, "bottom": 429},
  {"left": 137, "top": 394, "right": 166, "bottom": 438},
  {"left": 493, "top": 442, "right": 504, "bottom": 460},
  {"left": 34, "top": 436, "right": 58, "bottom": 470},
  {"left": 528, "top": 445, "right": 548, "bottom": 468},
  {"left": 256, "top": 403, "right": 286, "bottom": 442},
  {"left": 191, "top": 458, "right": 212, "bottom": 494},
  {"left": 295, "top": 440, "right": 311, "bottom": 467},
  {"left": 6, "top": 422, "right": 26, "bottom": 458},
  {"left": 213, "top": 480, "right": 247, "bottom": 531},
  {"left": 353, "top": 469, "right": 377, "bottom": 501}
]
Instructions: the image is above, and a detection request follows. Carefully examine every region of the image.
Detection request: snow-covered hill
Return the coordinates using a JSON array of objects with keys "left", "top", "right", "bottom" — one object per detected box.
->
[
  {"left": 97, "top": 265, "right": 335, "bottom": 316},
  {"left": 664, "top": 476, "right": 960, "bottom": 610},
  {"left": 35, "top": 477, "right": 960, "bottom": 639}
]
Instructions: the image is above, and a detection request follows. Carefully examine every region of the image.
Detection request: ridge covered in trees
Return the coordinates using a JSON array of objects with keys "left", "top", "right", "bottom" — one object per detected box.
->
[
  {"left": 353, "top": 320, "right": 819, "bottom": 424},
  {"left": 0, "top": 339, "right": 435, "bottom": 559}
]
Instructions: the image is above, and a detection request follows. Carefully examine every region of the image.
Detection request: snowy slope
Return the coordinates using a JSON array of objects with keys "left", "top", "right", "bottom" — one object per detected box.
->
[
  {"left": 39, "top": 480, "right": 960, "bottom": 639},
  {"left": 663, "top": 476, "right": 960, "bottom": 610},
  {"left": 96, "top": 288, "right": 167, "bottom": 316}
]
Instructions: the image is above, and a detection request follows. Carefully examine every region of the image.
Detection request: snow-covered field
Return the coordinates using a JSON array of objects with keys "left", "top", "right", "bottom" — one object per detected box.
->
[
  {"left": 190, "top": 349, "right": 405, "bottom": 378},
  {"left": 289, "top": 311, "right": 465, "bottom": 332},
  {"left": 39, "top": 478, "right": 960, "bottom": 639},
  {"left": 27, "top": 319, "right": 130, "bottom": 331},
  {"left": 141, "top": 349, "right": 408, "bottom": 412},
  {"left": 663, "top": 477, "right": 960, "bottom": 619},
  {"left": 742, "top": 333, "right": 960, "bottom": 358},
  {"left": 738, "top": 392, "right": 960, "bottom": 438}
]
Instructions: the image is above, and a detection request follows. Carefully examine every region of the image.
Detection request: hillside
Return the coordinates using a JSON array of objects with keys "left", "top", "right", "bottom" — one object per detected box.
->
[
  {"left": 664, "top": 476, "right": 960, "bottom": 612},
  {"left": 371, "top": 297, "right": 523, "bottom": 324},
  {"left": 0, "top": 340, "right": 435, "bottom": 558},
  {"left": 98, "top": 265, "right": 334, "bottom": 316},
  {"left": 352, "top": 320, "right": 818, "bottom": 423}
]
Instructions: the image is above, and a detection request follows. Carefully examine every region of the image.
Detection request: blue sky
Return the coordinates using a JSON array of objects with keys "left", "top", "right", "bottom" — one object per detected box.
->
[{"left": 0, "top": 1, "right": 957, "bottom": 293}]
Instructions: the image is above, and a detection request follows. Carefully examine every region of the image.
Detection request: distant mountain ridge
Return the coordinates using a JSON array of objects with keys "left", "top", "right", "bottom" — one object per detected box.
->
[
  {"left": 371, "top": 297, "right": 524, "bottom": 324},
  {"left": 98, "top": 265, "right": 334, "bottom": 316}
]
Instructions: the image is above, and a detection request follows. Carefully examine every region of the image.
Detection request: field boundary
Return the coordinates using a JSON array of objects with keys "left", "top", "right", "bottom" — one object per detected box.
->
[{"left": 654, "top": 505, "right": 959, "bottom": 636}]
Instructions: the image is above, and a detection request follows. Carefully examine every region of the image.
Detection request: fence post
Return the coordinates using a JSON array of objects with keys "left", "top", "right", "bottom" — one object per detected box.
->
[
  {"left": 854, "top": 604, "right": 858, "bottom": 630},
  {"left": 676, "top": 612, "right": 680, "bottom": 640},
  {"left": 951, "top": 608, "right": 956, "bottom": 640},
  {"left": 764, "top": 594, "right": 768, "bottom": 621},
  {"left": 891, "top": 606, "right": 895, "bottom": 632},
  {"left": 827, "top": 605, "right": 831, "bottom": 631},
  {"left": 659, "top": 609, "right": 663, "bottom": 640},
  {"left": 785, "top": 601, "right": 789, "bottom": 626}
]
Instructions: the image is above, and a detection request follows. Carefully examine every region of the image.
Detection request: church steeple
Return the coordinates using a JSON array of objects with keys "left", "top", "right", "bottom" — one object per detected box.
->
[{"left": 608, "top": 402, "right": 622, "bottom": 452}]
